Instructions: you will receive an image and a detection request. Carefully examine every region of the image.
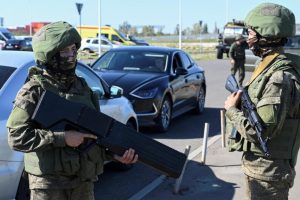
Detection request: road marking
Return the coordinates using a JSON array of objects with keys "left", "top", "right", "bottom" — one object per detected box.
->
[
  {"left": 128, "top": 175, "right": 167, "bottom": 200},
  {"left": 127, "top": 135, "right": 221, "bottom": 200}
]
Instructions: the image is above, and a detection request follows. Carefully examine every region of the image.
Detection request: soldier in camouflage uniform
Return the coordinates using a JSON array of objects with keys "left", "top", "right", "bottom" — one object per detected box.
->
[
  {"left": 6, "top": 21, "right": 138, "bottom": 200},
  {"left": 229, "top": 34, "right": 246, "bottom": 86},
  {"left": 224, "top": 3, "right": 300, "bottom": 200}
]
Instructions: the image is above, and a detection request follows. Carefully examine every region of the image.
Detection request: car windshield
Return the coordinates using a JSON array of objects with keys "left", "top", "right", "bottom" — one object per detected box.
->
[
  {"left": 3, "top": 32, "right": 15, "bottom": 40},
  {"left": 93, "top": 51, "right": 168, "bottom": 73},
  {"left": 224, "top": 27, "right": 245, "bottom": 35},
  {"left": 115, "top": 30, "right": 130, "bottom": 41},
  {"left": 0, "top": 65, "right": 16, "bottom": 90},
  {"left": 285, "top": 36, "right": 300, "bottom": 49}
]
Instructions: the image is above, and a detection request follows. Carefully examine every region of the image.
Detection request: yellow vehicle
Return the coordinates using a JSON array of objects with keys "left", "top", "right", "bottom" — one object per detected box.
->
[{"left": 77, "top": 25, "right": 135, "bottom": 46}]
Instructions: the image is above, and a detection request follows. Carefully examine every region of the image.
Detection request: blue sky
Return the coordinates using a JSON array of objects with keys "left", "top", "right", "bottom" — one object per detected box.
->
[{"left": 1, "top": 0, "right": 299, "bottom": 33}]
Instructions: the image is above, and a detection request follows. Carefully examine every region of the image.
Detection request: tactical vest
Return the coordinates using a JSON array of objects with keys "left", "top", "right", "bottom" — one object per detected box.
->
[
  {"left": 24, "top": 67, "right": 105, "bottom": 180},
  {"left": 227, "top": 53, "right": 300, "bottom": 167}
]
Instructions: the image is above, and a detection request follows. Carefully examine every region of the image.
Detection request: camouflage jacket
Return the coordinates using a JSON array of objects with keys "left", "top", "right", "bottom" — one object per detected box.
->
[
  {"left": 7, "top": 67, "right": 109, "bottom": 189},
  {"left": 229, "top": 42, "right": 246, "bottom": 60},
  {"left": 226, "top": 52, "right": 300, "bottom": 182}
]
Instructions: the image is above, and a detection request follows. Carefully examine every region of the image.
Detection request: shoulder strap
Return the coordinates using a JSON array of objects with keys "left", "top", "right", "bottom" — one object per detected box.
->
[{"left": 249, "top": 52, "right": 279, "bottom": 84}]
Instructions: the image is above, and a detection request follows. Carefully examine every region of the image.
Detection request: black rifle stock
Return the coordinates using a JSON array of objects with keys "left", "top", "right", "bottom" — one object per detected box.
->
[
  {"left": 225, "top": 75, "right": 270, "bottom": 157},
  {"left": 32, "top": 90, "right": 187, "bottom": 178}
]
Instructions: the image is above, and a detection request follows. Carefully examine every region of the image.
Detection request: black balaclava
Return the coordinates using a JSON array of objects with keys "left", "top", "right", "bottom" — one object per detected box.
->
[
  {"left": 44, "top": 46, "right": 78, "bottom": 88},
  {"left": 247, "top": 29, "right": 287, "bottom": 58}
]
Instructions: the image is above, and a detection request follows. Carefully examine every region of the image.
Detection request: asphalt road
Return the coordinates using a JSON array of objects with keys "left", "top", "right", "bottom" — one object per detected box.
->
[
  {"left": 93, "top": 59, "right": 242, "bottom": 199},
  {"left": 93, "top": 59, "right": 300, "bottom": 200}
]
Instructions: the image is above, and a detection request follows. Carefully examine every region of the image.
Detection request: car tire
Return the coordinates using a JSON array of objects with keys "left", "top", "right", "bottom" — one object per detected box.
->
[
  {"left": 193, "top": 87, "right": 205, "bottom": 114},
  {"left": 217, "top": 48, "right": 223, "bottom": 59},
  {"left": 155, "top": 97, "right": 172, "bottom": 132},
  {"left": 16, "top": 171, "right": 30, "bottom": 200}
]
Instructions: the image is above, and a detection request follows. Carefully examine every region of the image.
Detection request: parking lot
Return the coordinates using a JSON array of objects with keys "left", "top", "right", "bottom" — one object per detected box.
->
[{"left": 92, "top": 59, "right": 300, "bottom": 200}]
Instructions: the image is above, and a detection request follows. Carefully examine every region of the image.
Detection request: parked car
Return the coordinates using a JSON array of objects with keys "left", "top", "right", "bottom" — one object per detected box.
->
[
  {"left": 80, "top": 36, "right": 119, "bottom": 53},
  {"left": 245, "top": 35, "right": 300, "bottom": 71},
  {"left": 0, "top": 27, "right": 15, "bottom": 43},
  {"left": 2, "top": 39, "right": 33, "bottom": 51},
  {"left": 127, "top": 35, "right": 149, "bottom": 46},
  {"left": 0, "top": 50, "right": 138, "bottom": 200},
  {"left": 92, "top": 46, "right": 206, "bottom": 132},
  {"left": 15, "top": 36, "right": 33, "bottom": 44}
]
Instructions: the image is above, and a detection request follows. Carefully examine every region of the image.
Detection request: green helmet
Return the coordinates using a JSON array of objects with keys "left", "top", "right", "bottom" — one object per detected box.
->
[
  {"left": 32, "top": 21, "right": 81, "bottom": 65},
  {"left": 245, "top": 3, "right": 295, "bottom": 38}
]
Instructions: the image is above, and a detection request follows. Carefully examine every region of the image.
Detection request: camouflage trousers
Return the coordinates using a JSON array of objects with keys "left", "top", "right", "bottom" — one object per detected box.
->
[
  {"left": 244, "top": 175, "right": 290, "bottom": 200},
  {"left": 30, "top": 181, "right": 94, "bottom": 200},
  {"left": 231, "top": 59, "right": 245, "bottom": 87}
]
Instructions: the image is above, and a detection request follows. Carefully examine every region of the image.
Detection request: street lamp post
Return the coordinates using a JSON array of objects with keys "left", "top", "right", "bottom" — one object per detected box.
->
[
  {"left": 178, "top": 0, "right": 182, "bottom": 49},
  {"left": 75, "top": 3, "right": 83, "bottom": 35},
  {"left": 98, "top": 0, "right": 102, "bottom": 56}
]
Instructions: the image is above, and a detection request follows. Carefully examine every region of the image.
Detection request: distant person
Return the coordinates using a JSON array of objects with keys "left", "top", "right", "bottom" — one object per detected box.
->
[
  {"left": 229, "top": 34, "right": 246, "bottom": 86},
  {"left": 224, "top": 3, "right": 300, "bottom": 200},
  {"left": 6, "top": 21, "right": 138, "bottom": 200}
]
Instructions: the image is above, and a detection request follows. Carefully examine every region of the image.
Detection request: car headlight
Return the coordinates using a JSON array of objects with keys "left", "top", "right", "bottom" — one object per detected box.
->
[{"left": 131, "top": 88, "right": 158, "bottom": 99}]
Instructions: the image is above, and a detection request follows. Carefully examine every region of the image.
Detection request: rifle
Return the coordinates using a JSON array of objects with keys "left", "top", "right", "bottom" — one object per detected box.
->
[
  {"left": 32, "top": 90, "right": 187, "bottom": 178},
  {"left": 225, "top": 75, "right": 270, "bottom": 157}
]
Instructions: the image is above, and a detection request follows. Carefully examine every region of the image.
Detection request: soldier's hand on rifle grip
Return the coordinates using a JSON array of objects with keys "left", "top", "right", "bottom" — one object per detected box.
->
[
  {"left": 65, "top": 130, "right": 97, "bottom": 147},
  {"left": 230, "top": 59, "right": 235, "bottom": 64},
  {"left": 224, "top": 90, "right": 242, "bottom": 110},
  {"left": 113, "top": 148, "right": 138, "bottom": 164}
]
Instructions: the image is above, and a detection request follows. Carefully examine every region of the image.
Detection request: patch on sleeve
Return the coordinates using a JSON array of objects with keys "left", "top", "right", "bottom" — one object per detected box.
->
[{"left": 257, "top": 104, "right": 277, "bottom": 124}]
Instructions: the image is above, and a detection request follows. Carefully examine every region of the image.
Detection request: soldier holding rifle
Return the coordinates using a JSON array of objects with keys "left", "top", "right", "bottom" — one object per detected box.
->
[{"left": 224, "top": 3, "right": 300, "bottom": 199}]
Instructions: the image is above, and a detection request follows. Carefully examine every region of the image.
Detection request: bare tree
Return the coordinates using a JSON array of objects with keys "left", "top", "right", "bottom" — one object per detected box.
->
[{"left": 119, "top": 21, "right": 132, "bottom": 34}]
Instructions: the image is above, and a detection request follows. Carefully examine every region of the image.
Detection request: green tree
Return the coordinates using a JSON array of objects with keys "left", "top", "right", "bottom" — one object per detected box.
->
[
  {"left": 156, "top": 27, "right": 165, "bottom": 36},
  {"left": 202, "top": 23, "right": 208, "bottom": 34},
  {"left": 128, "top": 27, "right": 138, "bottom": 36},
  {"left": 174, "top": 24, "right": 180, "bottom": 35},
  {"left": 182, "top": 27, "right": 191, "bottom": 35},
  {"left": 191, "top": 23, "right": 201, "bottom": 35},
  {"left": 141, "top": 25, "right": 155, "bottom": 36},
  {"left": 119, "top": 21, "right": 131, "bottom": 35},
  {"left": 213, "top": 22, "right": 219, "bottom": 34}
]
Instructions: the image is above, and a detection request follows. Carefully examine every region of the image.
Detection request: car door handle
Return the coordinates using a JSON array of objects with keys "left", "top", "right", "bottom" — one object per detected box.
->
[{"left": 196, "top": 75, "right": 200, "bottom": 79}]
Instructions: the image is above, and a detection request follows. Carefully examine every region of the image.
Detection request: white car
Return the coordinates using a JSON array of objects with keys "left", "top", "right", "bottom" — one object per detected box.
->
[
  {"left": 80, "top": 36, "right": 120, "bottom": 53},
  {"left": 0, "top": 50, "right": 138, "bottom": 200}
]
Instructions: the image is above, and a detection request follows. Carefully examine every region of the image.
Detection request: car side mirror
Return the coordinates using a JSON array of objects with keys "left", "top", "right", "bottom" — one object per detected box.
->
[
  {"left": 110, "top": 85, "right": 123, "bottom": 98},
  {"left": 175, "top": 67, "right": 188, "bottom": 75}
]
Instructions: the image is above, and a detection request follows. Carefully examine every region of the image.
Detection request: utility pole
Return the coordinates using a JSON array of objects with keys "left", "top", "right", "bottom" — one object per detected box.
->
[
  {"left": 98, "top": 0, "right": 102, "bottom": 56},
  {"left": 178, "top": 0, "right": 182, "bottom": 49},
  {"left": 75, "top": 3, "right": 83, "bottom": 35}
]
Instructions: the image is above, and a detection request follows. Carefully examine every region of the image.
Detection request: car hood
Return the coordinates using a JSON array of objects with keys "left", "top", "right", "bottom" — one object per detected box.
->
[{"left": 94, "top": 70, "right": 167, "bottom": 94}]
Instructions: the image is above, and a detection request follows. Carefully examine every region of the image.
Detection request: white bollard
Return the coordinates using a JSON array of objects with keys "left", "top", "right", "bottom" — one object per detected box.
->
[
  {"left": 220, "top": 109, "right": 226, "bottom": 148},
  {"left": 174, "top": 145, "right": 191, "bottom": 194},
  {"left": 201, "top": 123, "right": 209, "bottom": 164}
]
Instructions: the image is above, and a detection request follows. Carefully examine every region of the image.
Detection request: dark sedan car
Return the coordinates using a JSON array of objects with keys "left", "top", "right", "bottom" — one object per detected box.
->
[
  {"left": 92, "top": 46, "right": 206, "bottom": 132},
  {"left": 2, "top": 39, "right": 32, "bottom": 51}
]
